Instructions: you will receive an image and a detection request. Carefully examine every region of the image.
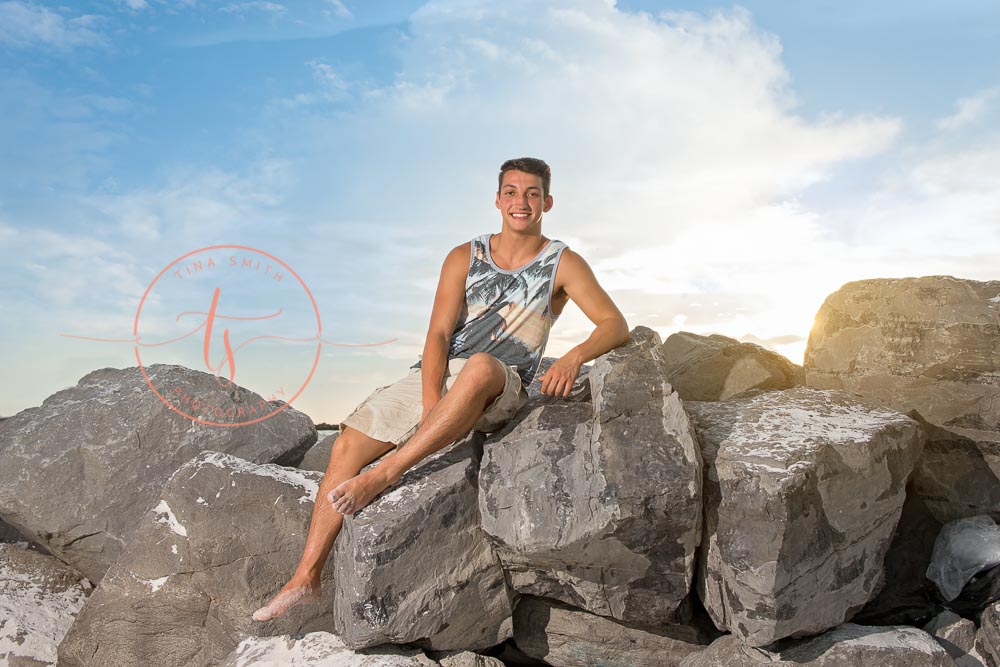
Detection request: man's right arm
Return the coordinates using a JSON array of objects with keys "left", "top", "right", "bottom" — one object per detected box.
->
[{"left": 419, "top": 242, "right": 470, "bottom": 419}]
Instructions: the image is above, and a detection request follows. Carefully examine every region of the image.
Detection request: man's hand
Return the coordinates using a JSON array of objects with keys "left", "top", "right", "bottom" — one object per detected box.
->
[{"left": 539, "top": 353, "right": 583, "bottom": 398}]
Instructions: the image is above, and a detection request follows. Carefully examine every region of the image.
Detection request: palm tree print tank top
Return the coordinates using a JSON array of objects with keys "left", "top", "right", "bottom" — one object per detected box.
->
[{"left": 411, "top": 233, "right": 569, "bottom": 388}]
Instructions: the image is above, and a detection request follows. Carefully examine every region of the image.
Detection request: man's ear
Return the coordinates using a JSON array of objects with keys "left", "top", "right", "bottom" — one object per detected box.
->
[
  {"left": 495, "top": 192, "right": 502, "bottom": 209},
  {"left": 544, "top": 194, "right": 554, "bottom": 212}
]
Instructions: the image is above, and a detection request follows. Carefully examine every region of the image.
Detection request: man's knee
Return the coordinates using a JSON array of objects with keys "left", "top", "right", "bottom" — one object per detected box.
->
[
  {"left": 327, "top": 426, "right": 395, "bottom": 472},
  {"left": 458, "top": 353, "right": 507, "bottom": 388}
]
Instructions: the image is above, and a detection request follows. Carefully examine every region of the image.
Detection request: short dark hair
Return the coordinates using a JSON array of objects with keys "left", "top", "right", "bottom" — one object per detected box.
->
[{"left": 498, "top": 157, "right": 551, "bottom": 198}]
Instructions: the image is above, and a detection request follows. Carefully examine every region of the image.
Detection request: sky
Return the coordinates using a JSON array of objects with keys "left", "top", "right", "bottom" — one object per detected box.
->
[{"left": 0, "top": 0, "right": 998, "bottom": 425}]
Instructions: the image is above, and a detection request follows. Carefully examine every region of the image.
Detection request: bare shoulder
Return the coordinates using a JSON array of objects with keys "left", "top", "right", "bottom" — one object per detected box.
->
[
  {"left": 441, "top": 241, "right": 472, "bottom": 271},
  {"left": 553, "top": 247, "right": 594, "bottom": 292}
]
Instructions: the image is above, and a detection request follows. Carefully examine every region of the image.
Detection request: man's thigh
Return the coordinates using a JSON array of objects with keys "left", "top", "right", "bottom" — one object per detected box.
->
[
  {"left": 339, "top": 356, "right": 529, "bottom": 454},
  {"left": 339, "top": 368, "right": 425, "bottom": 449}
]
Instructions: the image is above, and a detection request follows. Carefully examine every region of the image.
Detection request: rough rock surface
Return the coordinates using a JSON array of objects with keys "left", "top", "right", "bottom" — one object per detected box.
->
[
  {"left": 58, "top": 451, "right": 335, "bottom": 667},
  {"left": 332, "top": 430, "right": 513, "bottom": 651},
  {"left": 979, "top": 602, "right": 1000, "bottom": 667},
  {"left": 925, "top": 611, "right": 978, "bottom": 659},
  {"left": 687, "top": 387, "right": 924, "bottom": 645},
  {"left": 435, "top": 651, "right": 505, "bottom": 667},
  {"left": 298, "top": 432, "right": 337, "bottom": 472},
  {"left": 479, "top": 327, "right": 703, "bottom": 626},
  {"left": 220, "top": 631, "right": 440, "bottom": 666},
  {"left": 804, "top": 276, "right": 1000, "bottom": 522},
  {"left": 0, "top": 543, "right": 92, "bottom": 666},
  {"left": 512, "top": 595, "right": 718, "bottom": 667},
  {"left": 661, "top": 331, "right": 804, "bottom": 401},
  {"left": 0, "top": 364, "right": 316, "bottom": 583},
  {"left": 679, "top": 623, "right": 956, "bottom": 666},
  {"left": 908, "top": 410, "right": 1000, "bottom": 524}
]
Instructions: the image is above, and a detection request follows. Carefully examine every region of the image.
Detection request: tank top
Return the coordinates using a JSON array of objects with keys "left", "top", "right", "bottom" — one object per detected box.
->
[{"left": 410, "top": 233, "right": 569, "bottom": 388}]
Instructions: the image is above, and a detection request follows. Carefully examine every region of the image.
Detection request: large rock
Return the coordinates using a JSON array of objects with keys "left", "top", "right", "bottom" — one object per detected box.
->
[
  {"left": 58, "top": 451, "right": 335, "bottom": 667},
  {"left": 512, "top": 595, "right": 717, "bottom": 667},
  {"left": 332, "top": 430, "right": 513, "bottom": 651},
  {"left": 0, "top": 543, "right": 92, "bottom": 666},
  {"left": 979, "top": 602, "right": 1000, "bottom": 667},
  {"left": 687, "top": 387, "right": 924, "bottom": 645},
  {"left": 679, "top": 623, "right": 956, "bottom": 666},
  {"left": 661, "top": 331, "right": 804, "bottom": 401},
  {"left": 0, "top": 364, "right": 316, "bottom": 583},
  {"left": 479, "top": 326, "right": 703, "bottom": 627},
  {"left": 804, "top": 276, "right": 1000, "bottom": 522},
  {"left": 925, "top": 611, "right": 978, "bottom": 659}
]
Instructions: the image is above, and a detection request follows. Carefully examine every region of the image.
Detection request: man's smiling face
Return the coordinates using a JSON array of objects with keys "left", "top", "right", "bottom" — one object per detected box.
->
[{"left": 495, "top": 169, "right": 553, "bottom": 230}]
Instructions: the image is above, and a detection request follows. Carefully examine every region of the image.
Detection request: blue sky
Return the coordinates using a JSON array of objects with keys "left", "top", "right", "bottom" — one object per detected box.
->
[{"left": 1, "top": 0, "right": 998, "bottom": 424}]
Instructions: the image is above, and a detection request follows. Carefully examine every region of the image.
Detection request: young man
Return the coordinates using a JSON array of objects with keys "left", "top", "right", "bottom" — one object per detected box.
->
[{"left": 253, "top": 157, "right": 630, "bottom": 621}]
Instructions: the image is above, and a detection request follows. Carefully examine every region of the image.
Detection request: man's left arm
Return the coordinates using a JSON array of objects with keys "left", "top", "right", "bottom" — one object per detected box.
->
[{"left": 539, "top": 249, "right": 631, "bottom": 398}]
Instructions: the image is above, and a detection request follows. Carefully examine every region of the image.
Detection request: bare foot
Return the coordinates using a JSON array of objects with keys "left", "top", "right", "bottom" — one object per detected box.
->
[
  {"left": 327, "top": 467, "right": 395, "bottom": 516},
  {"left": 252, "top": 576, "right": 321, "bottom": 621}
]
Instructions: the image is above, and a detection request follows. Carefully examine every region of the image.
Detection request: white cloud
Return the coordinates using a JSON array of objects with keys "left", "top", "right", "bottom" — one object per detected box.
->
[
  {"left": 325, "top": 0, "right": 350, "bottom": 19},
  {"left": 88, "top": 161, "right": 291, "bottom": 244},
  {"left": 279, "top": 0, "right": 903, "bottom": 354},
  {"left": 0, "top": 222, "right": 17, "bottom": 242},
  {"left": 221, "top": 1, "right": 286, "bottom": 15},
  {"left": 937, "top": 87, "right": 999, "bottom": 130},
  {"left": 0, "top": 1, "right": 105, "bottom": 49},
  {"left": 290, "top": 0, "right": 900, "bottom": 255},
  {"left": 113, "top": 0, "right": 148, "bottom": 10}
]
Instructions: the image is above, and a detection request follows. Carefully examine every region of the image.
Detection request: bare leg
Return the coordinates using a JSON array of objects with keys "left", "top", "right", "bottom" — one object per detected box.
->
[
  {"left": 252, "top": 426, "right": 396, "bottom": 621},
  {"left": 329, "top": 353, "right": 507, "bottom": 516}
]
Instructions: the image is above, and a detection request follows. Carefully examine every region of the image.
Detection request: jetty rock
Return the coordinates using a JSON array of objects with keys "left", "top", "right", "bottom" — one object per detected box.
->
[{"left": 0, "top": 364, "right": 316, "bottom": 583}]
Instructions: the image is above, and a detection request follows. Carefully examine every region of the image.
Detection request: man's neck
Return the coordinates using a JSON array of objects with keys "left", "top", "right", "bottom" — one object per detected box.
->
[{"left": 490, "top": 230, "right": 550, "bottom": 265}]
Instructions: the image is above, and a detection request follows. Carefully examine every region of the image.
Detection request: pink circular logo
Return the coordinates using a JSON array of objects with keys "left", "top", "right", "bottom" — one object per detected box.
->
[{"left": 133, "top": 244, "right": 322, "bottom": 427}]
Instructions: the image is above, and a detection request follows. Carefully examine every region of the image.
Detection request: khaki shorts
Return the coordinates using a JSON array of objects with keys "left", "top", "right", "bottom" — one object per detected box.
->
[{"left": 339, "top": 355, "right": 530, "bottom": 450}]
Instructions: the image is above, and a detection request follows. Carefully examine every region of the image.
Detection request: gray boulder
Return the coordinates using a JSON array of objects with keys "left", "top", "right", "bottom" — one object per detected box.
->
[
  {"left": 0, "top": 364, "right": 316, "bottom": 583},
  {"left": 661, "top": 331, "right": 804, "bottom": 401},
  {"left": 479, "top": 326, "right": 703, "bottom": 627},
  {"left": 925, "top": 611, "right": 978, "bottom": 659},
  {"left": 679, "top": 623, "right": 956, "bottom": 666},
  {"left": 0, "top": 543, "right": 92, "bottom": 666},
  {"left": 58, "top": 451, "right": 335, "bottom": 667},
  {"left": 512, "top": 595, "right": 718, "bottom": 667},
  {"left": 332, "top": 430, "right": 513, "bottom": 651},
  {"left": 979, "top": 602, "right": 1000, "bottom": 667},
  {"left": 687, "top": 387, "right": 924, "bottom": 645},
  {"left": 804, "top": 276, "right": 1000, "bottom": 522}
]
